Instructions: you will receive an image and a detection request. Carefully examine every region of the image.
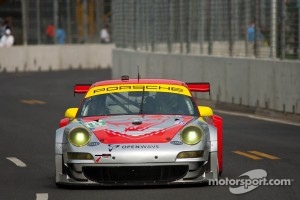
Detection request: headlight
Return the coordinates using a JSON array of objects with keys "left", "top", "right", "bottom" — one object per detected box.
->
[
  {"left": 180, "top": 126, "right": 203, "bottom": 145},
  {"left": 68, "top": 127, "right": 91, "bottom": 147}
]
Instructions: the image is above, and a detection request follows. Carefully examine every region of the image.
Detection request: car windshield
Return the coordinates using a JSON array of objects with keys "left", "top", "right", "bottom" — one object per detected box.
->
[{"left": 78, "top": 91, "right": 198, "bottom": 117}]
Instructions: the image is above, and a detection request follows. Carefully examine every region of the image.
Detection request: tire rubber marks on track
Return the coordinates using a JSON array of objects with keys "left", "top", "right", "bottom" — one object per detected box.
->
[
  {"left": 6, "top": 157, "right": 27, "bottom": 167},
  {"left": 21, "top": 99, "right": 46, "bottom": 105},
  {"left": 233, "top": 150, "right": 280, "bottom": 160}
]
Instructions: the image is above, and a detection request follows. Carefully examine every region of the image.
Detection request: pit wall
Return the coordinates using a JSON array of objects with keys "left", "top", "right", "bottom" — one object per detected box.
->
[
  {"left": 112, "top": 48, "right": 300, "bottom": 114},
  {"left": 0, "top": 44, "right": 114, "bottom": 72}
]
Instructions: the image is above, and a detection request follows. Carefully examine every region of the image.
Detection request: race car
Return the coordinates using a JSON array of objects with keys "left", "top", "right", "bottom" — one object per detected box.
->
[{"left": 55, "top": 76, "right": 223, "bottom": 186}]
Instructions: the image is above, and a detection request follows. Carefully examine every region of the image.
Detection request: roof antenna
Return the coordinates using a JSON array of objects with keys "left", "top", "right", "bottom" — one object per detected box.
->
[{"left": 137, "top": 65, "right": 140, "bottom": 82}]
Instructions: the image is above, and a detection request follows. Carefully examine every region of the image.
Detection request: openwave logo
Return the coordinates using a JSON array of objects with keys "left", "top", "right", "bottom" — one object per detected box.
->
[{"left": 209, "top": 169, "right": 293, "bottom": 194}]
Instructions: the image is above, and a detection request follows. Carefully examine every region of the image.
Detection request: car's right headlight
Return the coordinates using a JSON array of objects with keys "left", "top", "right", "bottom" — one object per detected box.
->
[
  {"left": 180, "top": 126, "right": 203, "bottom": 145},
  {"left": 68, "top": 127, "right": 91, "bottom": 147}
]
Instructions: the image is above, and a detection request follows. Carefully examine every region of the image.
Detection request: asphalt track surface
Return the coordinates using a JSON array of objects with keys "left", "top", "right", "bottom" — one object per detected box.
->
[{"left": 0, "top": 69, "right": 299, "bottom": 200}]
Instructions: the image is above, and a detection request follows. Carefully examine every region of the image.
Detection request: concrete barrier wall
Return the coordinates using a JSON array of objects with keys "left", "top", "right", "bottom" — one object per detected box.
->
[
  {"left": 0, "top": 44, "right": 114, "bottom": 72},
  {"left": 1, "top": 45, "right": 298, "bottom": 114},
  {"left": 112, "top": 49, "right": 300, "bottom": 114}
]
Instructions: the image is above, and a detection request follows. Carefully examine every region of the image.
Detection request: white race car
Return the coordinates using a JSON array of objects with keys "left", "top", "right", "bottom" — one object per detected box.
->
[{"left": 55, "top": 77, "right": 223, "bottom": 186}]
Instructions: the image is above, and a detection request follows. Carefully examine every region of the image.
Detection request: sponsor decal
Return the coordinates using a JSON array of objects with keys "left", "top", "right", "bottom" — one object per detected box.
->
[
  {"left": 87, "top": 142, "right": 100, "bottom": 146},
  {"left": 170, "top": 141, "right": 183, "bottom": 145},
  {"left": 93, "top": 115, "right": 194, "bottom": 143},
  {"left": 174, "top": 121, "right": 186, "bottom": 125},
  {"left": 95, "top": 156, "right": 102, "bottom": 163},
  {"left": 108, "top": 144, "right": 159, "bottom": 151},
  {"left": 108, "top": 144, "right": 120, "bottom": 152},
  {"left": 121, "top": 145, "right": 159, "bottom": 149},
  {"left": 85, "top": 120, "right": 106, "bottom": 129},
  {"left": 95, "top": 154, "right": 112, "bottom": 163},
  {"left": 85, "top": 84, "right": 191, "bottom": 97},
  {"left": 94, "top": 85, "right": 183, "bottom": 93}
]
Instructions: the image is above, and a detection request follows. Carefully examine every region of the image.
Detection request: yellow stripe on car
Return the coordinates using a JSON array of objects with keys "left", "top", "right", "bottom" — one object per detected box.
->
[{"left": 85, "top": 84, "right": 192, "bottom": 97}]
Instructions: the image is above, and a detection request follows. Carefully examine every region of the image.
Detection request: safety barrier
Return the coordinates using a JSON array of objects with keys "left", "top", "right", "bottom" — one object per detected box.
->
[
  {"left": 0, "top": 44, "right": 113, "bottom": 72},
  {"left": 112, "top": 48, "right": 300, "bottom": 115}
]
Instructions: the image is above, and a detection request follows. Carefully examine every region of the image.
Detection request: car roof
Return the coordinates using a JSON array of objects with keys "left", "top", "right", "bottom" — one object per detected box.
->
[{"left": 92, "top": 79, "right": 187, "bottom": 87}]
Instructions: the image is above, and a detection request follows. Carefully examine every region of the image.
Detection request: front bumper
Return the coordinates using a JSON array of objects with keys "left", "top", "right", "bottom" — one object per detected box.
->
[{"left": 55, "top": 154, "right": 215, "bottom": 186}]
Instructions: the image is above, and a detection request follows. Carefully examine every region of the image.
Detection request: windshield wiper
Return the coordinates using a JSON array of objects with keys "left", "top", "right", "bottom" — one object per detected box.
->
[{"left": 139, "top": 86, "right": 145, "bottom": 114}]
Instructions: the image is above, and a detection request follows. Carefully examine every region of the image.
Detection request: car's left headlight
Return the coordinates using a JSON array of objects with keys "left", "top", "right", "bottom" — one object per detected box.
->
[
  {"left": 68, "top": 127, "right": 91, "bottom": 147},
  {"left": 180, "top": 126, "right": 203, "bottom": 145}
]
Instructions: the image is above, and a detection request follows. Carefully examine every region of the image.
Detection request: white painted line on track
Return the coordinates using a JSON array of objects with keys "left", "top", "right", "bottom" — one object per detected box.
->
[
  {"left": 6, "top": 157, "right": 27, "bottom": 167},
  {"left": 215, "top": 110, "right": 300, "bottom": 127},
  {"left": 36, "top": 193, "right": 48, "bottom": 200}
]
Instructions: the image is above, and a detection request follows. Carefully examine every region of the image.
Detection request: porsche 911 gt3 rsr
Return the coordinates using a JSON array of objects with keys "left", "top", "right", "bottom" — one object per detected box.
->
[{"left": 55, "top": 76, "right": 223, "bottom": 186}]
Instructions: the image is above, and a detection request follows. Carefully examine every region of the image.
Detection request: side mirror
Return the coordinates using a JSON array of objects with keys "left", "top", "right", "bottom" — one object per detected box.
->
[
  {"left": 198, "top": 106, "right": 213, "bottom": 117},
  {"left": 64, "top": 108, "right": 78, "bottom": 119}
]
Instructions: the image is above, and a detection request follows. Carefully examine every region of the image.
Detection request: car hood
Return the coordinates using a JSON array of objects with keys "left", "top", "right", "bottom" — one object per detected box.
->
[{"left": 78, "top": 115, "right": 195, "bottom": 144}]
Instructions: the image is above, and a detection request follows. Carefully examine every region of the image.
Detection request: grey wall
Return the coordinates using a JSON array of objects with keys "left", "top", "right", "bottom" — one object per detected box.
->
[
  {"left": 113, "top": 49, "right": 300, "bottom": 114},
  {"left": 1, "top": 45, "right": 298, "bottom": 114},
  {"left": 0, "top": 44, "right": 114, "bottom": 72}
]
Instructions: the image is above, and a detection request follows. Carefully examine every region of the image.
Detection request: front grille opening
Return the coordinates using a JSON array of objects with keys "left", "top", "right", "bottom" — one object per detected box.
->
[{"left": 83, "top": 165, "right": 189, "bottom": 184}]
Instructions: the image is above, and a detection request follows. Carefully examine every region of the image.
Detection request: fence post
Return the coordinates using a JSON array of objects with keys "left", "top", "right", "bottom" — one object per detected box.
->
[
  {"left": 245, "top": 0, "right": 250, "bottom": 56},
  {"left": 179, "top": 0, "right": 184, "bottom": 53},
  {"left": 228, "top": 0, "right": 233, "bottom": 57},
  {"left": 270, "top": 0, "right": 277, "bottom": 59},
  {"left": 144, "top": 0, "right": 149, "bottom": 51},
  {"left": 254, "top": 0, "right": 260, "bottom": 57},
  {"left": 53, "top": 0, "right": 58, "bottom": 44},
  {"left": 66, "top": 0, "right": 72, "bottom": 44},
  {"left": 95, "top": 0, "right": 101, "bottom": 44},
  {"left": 133, "top": 0, "right": 137, "bottom": 50},
  {"left": 83, "top": 0, "right": 88, "bottom": 43},
  {"left": 186, "top": 0, "right": 191, "bottom": 54},
  {"left": 208, "top": 0, "right": 213, "bottom": 55},
  {"left": 233, "top": 0, "right": 239, "bottom": 55},
  {"left": 21, "top": 0, "right": 28, "bottom": 45},
  {"left": 36, "top": 0, "right": 41, "bottom": 44},
  {"left": 298, "top": 0, "right": 300, "bottom": 60},
  {"left": 280, "top": 0, "right": 286, "bottom": 60},
  {"left": 168, "top": 0, "right": 173, "bottom": 53},
  {"left": 122, "top": 0, "right": 126, "bottom": 48},
  {"left": 150, "top": 0, "right": 155, "bottom": 52},
  {"left": 198, "top": 0, "right": 204, "bottom": 54}
]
